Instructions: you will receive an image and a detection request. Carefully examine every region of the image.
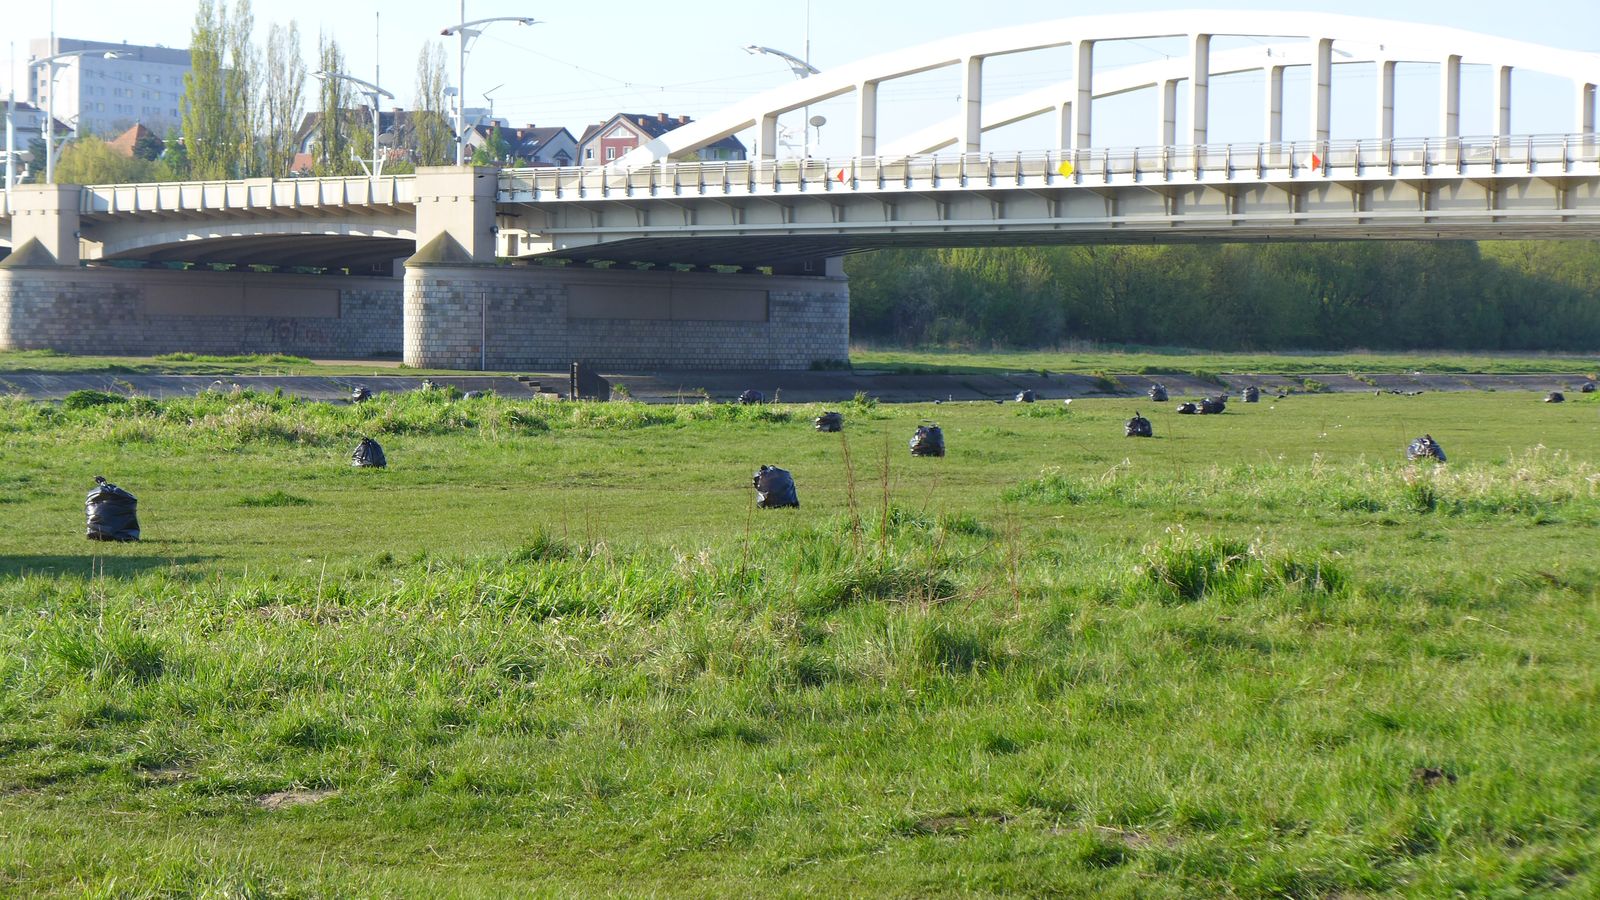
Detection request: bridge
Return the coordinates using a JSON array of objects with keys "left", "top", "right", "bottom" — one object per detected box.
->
[{"left": 1, "top": 11, "right": 1598, "bottom": 369}]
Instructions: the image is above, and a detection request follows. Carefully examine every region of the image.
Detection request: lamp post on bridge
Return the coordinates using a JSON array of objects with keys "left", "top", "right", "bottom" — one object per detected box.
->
[
  {"left": 312, "top": 70, "right": 395, "bottom": 179},
  {"left": 440, "top": 8, "right": 539, "bottom": 166},
  {"left": 29, "top": 49, "right": 127, "bottom": 184},
  {"left": 743, "top": 44, "right": 820, "bottom": 158}
]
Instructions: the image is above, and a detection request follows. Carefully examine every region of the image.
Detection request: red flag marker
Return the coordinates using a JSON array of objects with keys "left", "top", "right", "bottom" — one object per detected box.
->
[
  {"left": 1311, "top": 153, "right": 1322, "bottom": 171},
  {"left": 836, "top": 169, "right": 846, "bottom": 183}
]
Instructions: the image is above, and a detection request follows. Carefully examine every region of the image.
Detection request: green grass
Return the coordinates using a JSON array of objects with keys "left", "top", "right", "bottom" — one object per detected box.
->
[
  {"left": 852, "top": 345, "right": 1600, "bottom": 377},
  {"left": 2, "top": 388, "right": 1600, "bottom": 896}
]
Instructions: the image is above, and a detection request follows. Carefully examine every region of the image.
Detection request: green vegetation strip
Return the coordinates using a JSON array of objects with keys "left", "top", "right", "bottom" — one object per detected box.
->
[{"left": 2, "top": 388, "right": 1598, "bottom": 896}]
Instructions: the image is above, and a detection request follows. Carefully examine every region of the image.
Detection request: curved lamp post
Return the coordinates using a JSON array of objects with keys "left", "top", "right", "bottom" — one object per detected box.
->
[
  {"left": 312, "top": 70, "right": 395, "bottom": 178},
  {"left": 441, "top": 10, "right": 539, "bottom": 166},
  {"left": 30, "top": 49, "right": 126, "bottom": 184},
  {"left": 744, "top": 45, "right": 820, "bottom": 158}
]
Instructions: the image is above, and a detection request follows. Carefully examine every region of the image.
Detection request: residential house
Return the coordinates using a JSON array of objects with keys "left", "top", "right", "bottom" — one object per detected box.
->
[
  {"left": 2, "top": 101, "right": 72, "bottom": 179},
  {"left": 575, "top": 112, "right": 746, "bottom": 167},
  {"left": 461, "top": 123, "right": 577, "bottom": 167},
  {"left": 107, "top": 122, "right": 161, "bottom": 158}
]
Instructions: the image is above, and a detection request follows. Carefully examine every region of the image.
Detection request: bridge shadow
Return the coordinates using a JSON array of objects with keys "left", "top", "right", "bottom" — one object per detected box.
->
[{"left": 0, "top": 553, "right": 215, "bottom": 579}]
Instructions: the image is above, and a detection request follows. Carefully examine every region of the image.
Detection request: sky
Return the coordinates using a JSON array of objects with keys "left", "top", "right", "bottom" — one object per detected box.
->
[{"left": 4, "top": 0, "right": 1598, "bottom": 157}]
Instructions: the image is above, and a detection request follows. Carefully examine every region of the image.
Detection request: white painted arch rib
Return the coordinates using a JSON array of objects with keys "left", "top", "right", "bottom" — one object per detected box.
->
[{"left": 611, "top": 10, "right": 1600, "bottom": 172}]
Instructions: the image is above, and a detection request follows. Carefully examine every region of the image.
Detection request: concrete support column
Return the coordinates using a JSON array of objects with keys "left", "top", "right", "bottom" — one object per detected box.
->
[
  {"left": 1056, "top": 99, "right": 1073, "bottom": 152},
  {"left": 1494, "top": 66, "right": 1513, "bottom": 138},
  {"left": 4, "top": 184, "right": 82, "bottom": 266},
  {"left": 1265, "top": 64, "right": 1285, "bottom": 143},
  {"left": 1160, "top": 79, "right": 1179, "bottom": 147},
  {"left": 1440, "top": 55, "right": 1462, "bottom": 139},
  {"left": 1190, "top": 33, "right": 1211, "bottom": 146},
  {"left": 1073, "top": 40, "right": 1094, "bottom": 149},
  {"left": 412, "top": 166, "right": 499, "bottom": 264},
  {"left": 961, "top": 56, "right": 983, "bottom": 155},
  {"left": 1311, "top": 38, "right": 1333, "bottom": 144},
  {"left": 758, "top": 114, "right": 779, "bottom": 161},
  {"left": 857, "top": 80, "right": 879, "bottom": 157},
  {"left": 1579, "top": 82, "right": 1596, "bottom": 134},
  {"left": 1377, "top": 60, "right": 1396, "bottom": 141}
]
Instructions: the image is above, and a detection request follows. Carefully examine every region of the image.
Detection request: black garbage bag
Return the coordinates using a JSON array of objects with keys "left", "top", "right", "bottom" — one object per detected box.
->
[
  {"left": 1545, "top": 391, "right": 1566, "bottom": 403},
  {"left": 738, "top": 390, "right": 764, "bottom": 405},
  {"left": 351, "top": 437, "right": 387, "bottom": 469},
  {"left": 752, "top": 465, "right": 799, "bottom": 509},
  {"left": 814, "top": 411, "right": 844, "bottom": 433},
  {"left": 1199, "top": 396, "right": 1227, "bottom": 415},
  {"left": 909, "top": 425, "right": 946, "bottom": 457},
  {"left": 1581, "top": 382, "right": 1597, "bottom": 394},
  {"left": 1147, "top": 384, "right": 1168, "bottom": 402},
  {"left": 1175, "top": 402, "right": 1198, "bottom": 415},
  {"left": 1125, "top": 412, "right": 1153, "bottom": 438},
  {"left": 1407, "top": 434, "right": 1447, "bottom": 463},
  {"left": 350, "top": 386, "right": 371, "bottom": 403},
  {"left": 86, "top": 476, "right": 140, "bottom": 542},
  {"left": 1015, "top": 389, "right": 1036, "bottom": 403},
  {"left": 1242, "top": 386, "right": 1261, "bottom": 403}
]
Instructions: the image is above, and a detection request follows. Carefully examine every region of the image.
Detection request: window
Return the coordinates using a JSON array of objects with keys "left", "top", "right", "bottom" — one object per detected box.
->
[
  {"left": 605, "top": 147, "right": 616, "bottom": 160},
  {"left": 585, "top": 147, "right": 594, "bottom": 160}
]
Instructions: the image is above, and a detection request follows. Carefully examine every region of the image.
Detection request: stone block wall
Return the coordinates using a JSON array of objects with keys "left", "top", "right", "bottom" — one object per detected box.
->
[
  {"left": 404, "top": 264, "right": 850, "bottom": 371},
  {"left": 0, "top": 267, "right": 402, "bottom": 358}
]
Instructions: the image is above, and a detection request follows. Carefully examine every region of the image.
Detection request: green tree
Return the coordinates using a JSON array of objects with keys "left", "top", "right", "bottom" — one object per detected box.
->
[
  {"left": 260, "top": 20, "right": 306, "bottom": 178},
  {"left": 52, "top": 137, "right": 157, "bottom": 184},
  {"left": 413, "top": 41, "right": 453, "bottom": 166},
  {"left": 182, "top": 0, "right": 255, "bottom": 179},
  {"left": 314, "top": 33, "right": 357, "bottom": 176},
  {"left": 470, "top": 126, "right": 511, "bottom": 166},
  {"left": 132, "top": 132, "right": 165, "bottom": 162}
]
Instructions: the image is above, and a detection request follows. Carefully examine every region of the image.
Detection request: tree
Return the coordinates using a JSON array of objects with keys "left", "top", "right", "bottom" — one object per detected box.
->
[
  {"left": 414, "top": 41, "right": 454, "bottom": 166},
  {"left": 182, "top": 0, "right": 256, "bottom": 179},
  {"left": 261, "top": 21, "right": 307, "bottom": 177},
  {"left": 53, "top": 137, "right": 157, "bottom": 184},
  {"left": 132, "top": 132, "right": 165, "bottom": 162},
  {"left": 470, "top": 126, "right": 511, "bottom": 166},
  {"left": 225, "top": 0, "right": 257, "bottom": 175},
  {"left": 314, "top": 33, "right": 357, "bottom": 176},
  {"left": 182, "top": 0, "right": 230, "bottom": 179}
]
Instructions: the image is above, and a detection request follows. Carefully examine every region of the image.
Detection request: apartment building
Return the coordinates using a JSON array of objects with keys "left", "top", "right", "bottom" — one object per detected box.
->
[{"left": 29, "top": 37, "right": 192, "bottom": 138}]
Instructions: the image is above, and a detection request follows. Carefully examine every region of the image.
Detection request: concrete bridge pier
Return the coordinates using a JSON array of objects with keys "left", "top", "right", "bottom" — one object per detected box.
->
[{"left": 403, "top": 167, "right": 851, "bottom": 371}]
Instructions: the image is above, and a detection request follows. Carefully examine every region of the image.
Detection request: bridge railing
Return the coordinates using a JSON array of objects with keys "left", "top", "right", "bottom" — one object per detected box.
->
[
  {"left": 78, "top": 175, "right": 416, "bottom": 216},
  {"left": 500, "top": 134, "right": 1600, "bottom": 202}
]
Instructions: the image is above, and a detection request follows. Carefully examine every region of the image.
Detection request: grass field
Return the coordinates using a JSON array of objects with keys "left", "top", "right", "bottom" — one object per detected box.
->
[
  {"left": 851, "top": 346, "right": 1600, "bottom": 378},
  {"left": 2, "top": 385, "right": 1599, "bottom": 896}
]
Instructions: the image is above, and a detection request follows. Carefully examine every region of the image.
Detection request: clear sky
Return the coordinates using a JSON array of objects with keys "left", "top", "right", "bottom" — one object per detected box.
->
[{"left": 5, "top": 0, "right": 1598, "bottom": 157}]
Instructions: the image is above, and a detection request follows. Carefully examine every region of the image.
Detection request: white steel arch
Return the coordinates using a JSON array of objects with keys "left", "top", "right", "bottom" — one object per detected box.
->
[{"left": 612, "top": 11, "right": 1600, "bottom": 171}]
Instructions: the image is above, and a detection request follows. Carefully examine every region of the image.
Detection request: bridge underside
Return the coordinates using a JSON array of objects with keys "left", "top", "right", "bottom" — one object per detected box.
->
[
  {"left": 93, "top": 234, "right": 416, "bottom": 272},
  {"left": 529, "top": 222, "right": 1600, "bottom": 270}
]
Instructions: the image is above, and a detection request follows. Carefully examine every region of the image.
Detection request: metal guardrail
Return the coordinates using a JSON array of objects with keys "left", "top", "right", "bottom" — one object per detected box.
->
[
  {"left": 499, "top": 134, "right": 1600, "bottom": 202},
  {"left": 77, "top": 175, "right": 416, "bottom": 215}
]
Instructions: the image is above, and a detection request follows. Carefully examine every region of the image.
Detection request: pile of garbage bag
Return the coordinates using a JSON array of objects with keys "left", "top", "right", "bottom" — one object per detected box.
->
[
  {"left": 909, "top": 425, "right": 946, "bottom": 457},
  {"left": 85, "top": 476, "right": 140, "bottom": 542},
  {"left": 752, "top": 465, "right": 799, "bottom": 508}
]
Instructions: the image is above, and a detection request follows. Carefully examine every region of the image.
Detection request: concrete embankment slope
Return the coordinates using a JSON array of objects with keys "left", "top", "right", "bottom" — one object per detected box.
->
[{"left": 0, "top": 370, "right": 1593, "bottom": 403}]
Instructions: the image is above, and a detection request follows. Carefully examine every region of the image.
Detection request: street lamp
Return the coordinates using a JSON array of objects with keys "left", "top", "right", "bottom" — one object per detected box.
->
[
  {"left": 440, "top": 8, "right": 539, "bottom": 166},
  {"left": 28, "top": 49, "right": 126, "bottom": 184},
  {"left": 311, "top": 70, "right": 395, "bottom": 178},
  {"left": 744, "top": 45, "right": 820, "bottom": 158}
]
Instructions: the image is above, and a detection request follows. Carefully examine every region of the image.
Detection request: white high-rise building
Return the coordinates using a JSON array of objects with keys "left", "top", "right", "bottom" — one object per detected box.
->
[{"left": 29, "top": 38, "right": 192, "bottom": 138}]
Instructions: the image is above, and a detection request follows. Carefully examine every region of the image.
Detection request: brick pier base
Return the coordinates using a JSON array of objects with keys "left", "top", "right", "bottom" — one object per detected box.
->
[
  {"left": 403, "top": 263, "right": 850, "bottom": 371},
  {"left": 0, "top": 267, "right": 401, "bottom": 358}
]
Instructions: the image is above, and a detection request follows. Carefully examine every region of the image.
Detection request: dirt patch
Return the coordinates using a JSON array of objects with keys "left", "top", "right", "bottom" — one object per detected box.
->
[
  {"left": 136, "top": 766, "right": 192, "bottom": 785},
  {"left": 1412, "top": 767, "right": 1457, "bottom": 788},
  {"left": 910, "top": 812, "right": 1011, "bottom": 834},
  {"left": 257, "top": 788, "right": 338, "bottom": 810}
]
